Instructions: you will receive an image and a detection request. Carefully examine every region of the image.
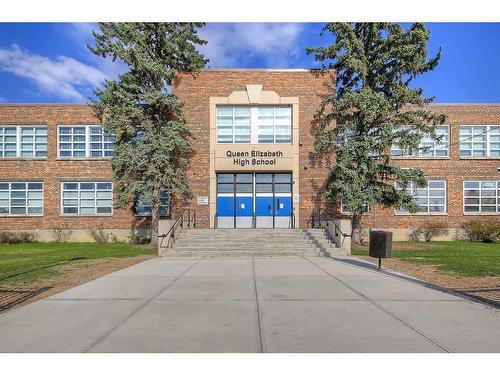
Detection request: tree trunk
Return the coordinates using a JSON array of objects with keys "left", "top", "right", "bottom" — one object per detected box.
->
[
  {"left": 351, "top": 213, "right": 363, "bottom": 245},
  {"left": 149, "top": 186, "right": 160, "bottom": 247}
]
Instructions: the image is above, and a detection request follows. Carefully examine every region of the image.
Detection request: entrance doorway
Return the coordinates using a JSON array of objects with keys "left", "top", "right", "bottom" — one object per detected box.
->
[{"left": 216, "top": 173, "right": 293, "bottom": 228}]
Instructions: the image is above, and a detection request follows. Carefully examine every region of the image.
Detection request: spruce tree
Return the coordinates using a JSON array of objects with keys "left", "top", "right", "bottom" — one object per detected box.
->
[
  {"left": 307, "top": 23, "right": 445, "bottom": 244},
  {"left": 89, "top": 23, "right": 208, "bottom": 245}
]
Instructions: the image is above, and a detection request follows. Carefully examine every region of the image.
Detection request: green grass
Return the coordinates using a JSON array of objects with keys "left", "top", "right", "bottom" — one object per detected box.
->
[
  {"left": 0, "top": 242, "right": 156, "bottom": 285},
  {"left": 352, "top": 241, "right": 500, "bottom": 277}
]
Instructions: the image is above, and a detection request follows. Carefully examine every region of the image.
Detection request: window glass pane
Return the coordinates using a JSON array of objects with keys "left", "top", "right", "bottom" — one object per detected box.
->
[
  {"left": 464, "top": 180, "right": 500, "bottom": 213},
  {"left": 396, "top": 180, "right": 446, "bottom": 214},
  {"left": 61, "top": 181, "right": 113, "bottom": 215},
  {"left": 217, "top": 174, "right": 234, "bottom": 183}
]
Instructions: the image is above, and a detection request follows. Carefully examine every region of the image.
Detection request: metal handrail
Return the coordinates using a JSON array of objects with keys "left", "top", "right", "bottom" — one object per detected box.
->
[
  {"left": 311, "top": 212, "right": 351, "bottom": 246},
  {"left": 290, "top": 211, "right": 295, "bottom": 229},
  {"left": 158, "top": 209, "right": 196, "bottom": 248}
]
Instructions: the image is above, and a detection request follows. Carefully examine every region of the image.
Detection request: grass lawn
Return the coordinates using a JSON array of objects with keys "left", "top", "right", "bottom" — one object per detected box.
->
[
  {"left": 0, "top": 242, "right": 156, "bottom": 285},
  {"left": 352, "top": 241, "right": 500, "bottom": 277}
]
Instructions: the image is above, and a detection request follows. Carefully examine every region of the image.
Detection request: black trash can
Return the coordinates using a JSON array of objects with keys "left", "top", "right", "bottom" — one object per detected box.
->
[{"left": 369, "top": 230, "right": 392, "bottom": 259}]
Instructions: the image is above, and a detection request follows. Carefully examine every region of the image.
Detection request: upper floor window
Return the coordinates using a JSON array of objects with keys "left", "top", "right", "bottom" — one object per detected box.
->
[
  {"left": 463, "top": 181, "right": 500, "bottom": 214},
  {"left": 58, "top": 125, "right": 115, "bottom": 158},
  {"left": 391, "top": 125, "right": 449, "bottom": 157},
  {"left": 216, "top": 106, "right": 292, "bottom": 144},
  {"left": 0, "top": 182, "right": 43, "bottom": 216},
  {"left": 395, "top": 180, "right": 447, "bottom": 214},
  {"left": 459, "top": 125, "right": 500, "bottom": 157},
  {"left": 0, "top": 126, "right": 47, "bottom": 158},
  {"left": 61, "top": 182, "right": 113, "bottom": 215}
]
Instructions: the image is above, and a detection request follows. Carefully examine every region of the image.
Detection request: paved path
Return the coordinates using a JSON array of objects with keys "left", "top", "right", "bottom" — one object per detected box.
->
[{"left": 0, "top": 256, "right": 498, "bottom": 352}]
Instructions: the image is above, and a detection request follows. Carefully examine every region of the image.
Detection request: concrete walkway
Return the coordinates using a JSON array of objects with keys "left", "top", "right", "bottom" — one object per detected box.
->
[{"left": 0, "top": 256, "right": 498, "bottom": 352}]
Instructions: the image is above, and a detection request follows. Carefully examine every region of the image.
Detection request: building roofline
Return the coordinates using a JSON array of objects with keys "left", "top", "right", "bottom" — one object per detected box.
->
[
  {"left": 200, "top": 68, "right": 324, "bottom": 72},
  {"left": 0, "top": 103, "right": 90, "bottom": 106}
]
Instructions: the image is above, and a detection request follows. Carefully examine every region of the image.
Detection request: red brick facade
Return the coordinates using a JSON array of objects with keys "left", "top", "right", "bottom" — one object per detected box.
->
[
  {"left": 1, "top": 70, "right": 500, "bottom": 239},
  {"left": 0, "top": 105, "right": 150, "bottom": 233}
]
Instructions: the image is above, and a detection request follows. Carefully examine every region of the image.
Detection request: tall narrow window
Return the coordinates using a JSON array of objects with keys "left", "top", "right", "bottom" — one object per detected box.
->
[
  {"left": 61, "top": 182, "right": 113, "bottom": 215},
  {"left": 0, "top": 126, "right": 47, "bottom": 158},
  {"left": 395, "top": 180, "right": 446, "bottom": 214},
  {"left": 0, "top": 182, "right": 43, "bottom": 216}
]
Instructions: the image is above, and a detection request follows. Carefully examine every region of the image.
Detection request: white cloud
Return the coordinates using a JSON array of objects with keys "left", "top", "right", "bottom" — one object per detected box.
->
[
  {"left": 62, "top": 23, "right": 128, "bottom": 81},
  {"left": 199, "top": 23, "right": 306, "bottom": 67},
  {"left": 0, "top": 44, "right": 106, "bottom": 101}
]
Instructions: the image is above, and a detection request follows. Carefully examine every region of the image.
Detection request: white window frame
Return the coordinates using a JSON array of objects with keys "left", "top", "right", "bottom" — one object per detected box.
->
[
  {"left": 463, "top": 180, "right": 500, "bottom": 215},
  {"left": 395, "top": 180, "right": 447, "bottom": 215},
  {"left": 0, "top": 181, "right": 44, "bottom": 216},
  {"left": 459, "top": 125, "right": 500, "bottom": 158},
  {"left": 391, "top": 125, "right": 450, "bottom": 158},
  {"left": 60, "top": 181, "right": 113, "bottom": 216},
  {"left": 134, "top": 190, "right": 171, "bottom": 217},
  {"left": 0, "top": 125, "right": 48, "bottom": 159},
  {"left": 57, "top": 125, "right": 115, "bottom": 158},
  {"left": 216, "top": 105, "right": 292, "bottom": 145},
  {"left": 340, "top": 200, "right": 370, "bottom": 215}
]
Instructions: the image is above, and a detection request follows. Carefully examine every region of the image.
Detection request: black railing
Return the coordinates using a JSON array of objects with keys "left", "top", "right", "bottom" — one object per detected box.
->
[
  {"left": 158, "top": 209, "right": 196, "bottom": 248},
  {"left": 311, "top": 212, "right": 351, "bottom": 247}
]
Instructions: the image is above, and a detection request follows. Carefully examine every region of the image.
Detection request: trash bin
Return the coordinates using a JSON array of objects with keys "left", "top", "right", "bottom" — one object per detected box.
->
[{"left": 369, "top": 230, "right": 392, "bottom": 259}]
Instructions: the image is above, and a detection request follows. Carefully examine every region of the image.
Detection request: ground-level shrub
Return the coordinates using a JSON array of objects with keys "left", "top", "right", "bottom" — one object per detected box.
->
[
  {"left": 421, "top": 221, "right": 449, "bottom": 242},
  {"left": 462, "top": 218, "right": 500, "bottom": 243},
  {"left": 51, "top": 226, "right": 73, "bottom": 243},
  {"left": 0, "top": 231, "right": 39, "bottom": 244},
  {"left": 87, "top": 226, "right": 110, "bottom": 244}
]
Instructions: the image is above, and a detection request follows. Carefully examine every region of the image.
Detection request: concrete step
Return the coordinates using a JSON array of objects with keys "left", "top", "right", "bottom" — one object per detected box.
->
[
  {"left": 160, "top": 227, "right": 344, "bottom": 258},
  {"left": 160, "top": 250, "right": 320, "bottom": 258}
]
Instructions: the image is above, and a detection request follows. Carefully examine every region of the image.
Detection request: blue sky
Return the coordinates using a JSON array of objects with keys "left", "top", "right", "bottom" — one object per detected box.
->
[{"left": 0, "top": 22, "right": 499, "bottom": 103}]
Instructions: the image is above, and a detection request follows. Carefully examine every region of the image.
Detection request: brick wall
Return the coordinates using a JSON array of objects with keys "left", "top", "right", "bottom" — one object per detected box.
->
[
  {"left": 1, "top": 73, "right": 500, "bottom": 236},
  {"left": 173, "top": 69, "right": 335, "bottom": 228},
  {"left": 0, "top": 104, "right": 149, "bottom": 232}
]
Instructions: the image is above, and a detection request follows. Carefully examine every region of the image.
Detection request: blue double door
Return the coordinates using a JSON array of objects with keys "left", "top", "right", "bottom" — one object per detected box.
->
[{"left": 216, "top": 173, "right": 293, "bottom": 229}]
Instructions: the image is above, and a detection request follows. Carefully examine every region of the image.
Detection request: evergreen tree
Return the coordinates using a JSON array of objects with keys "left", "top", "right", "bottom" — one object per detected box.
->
[
  {"left": 89, "top": 23, "right": 208, "bottom": 245},
  {"left": 307, "top": 23, "right": 445, "bottom": 244}
]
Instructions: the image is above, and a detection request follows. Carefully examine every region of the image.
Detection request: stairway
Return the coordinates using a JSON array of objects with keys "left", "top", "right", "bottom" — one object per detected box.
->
[{"left": 160, "top": 228, "right": 347, "bottom": 258}]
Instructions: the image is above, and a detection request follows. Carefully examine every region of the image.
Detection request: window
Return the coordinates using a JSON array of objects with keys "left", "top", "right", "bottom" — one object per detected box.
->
[
  {"left": 459, "top": 125, "right": 500, "bottom": 157},
  {"left": 216, "top": 107, "right": 251, "bottom": 143},
  {"left": 395, "top": 180, "right": 446, "bottom": 214},
  {"left": 216, "top": 106, "right": 292, "bottom": 144},
  {"left": 135, "top": 190, "right": 171, "bottom": 216},
  {"left": 463, "top": 181, "right": 500, "bottom": 214},
  {"left": 0, "top": 126, "right": 47, "bottom": 158},
  {"left": 391, "top": 126, "right": 449, "bottom": 157},
  {"left": 0, "top": 182, "right": 43, "bottom": 215},
  {"left": 258, "top": 107, "right": 292, "bottom": 144},
  {"left": 340, "top": 201, "right": 370, "bottom": 214},
  {"left": 61, "top": 182, "right": 113, "bottom": 215},
  {"left": 58, "top": 125, "right": 115, "bottom": 158}
]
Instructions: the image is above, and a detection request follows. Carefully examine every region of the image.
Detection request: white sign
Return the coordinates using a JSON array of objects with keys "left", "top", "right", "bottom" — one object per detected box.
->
[
  {"left": 197, "top": 196, "right": 209, "bottom": 205},
  {"left": 293, "top": 194, "right": 300, "bottom": 203}
]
